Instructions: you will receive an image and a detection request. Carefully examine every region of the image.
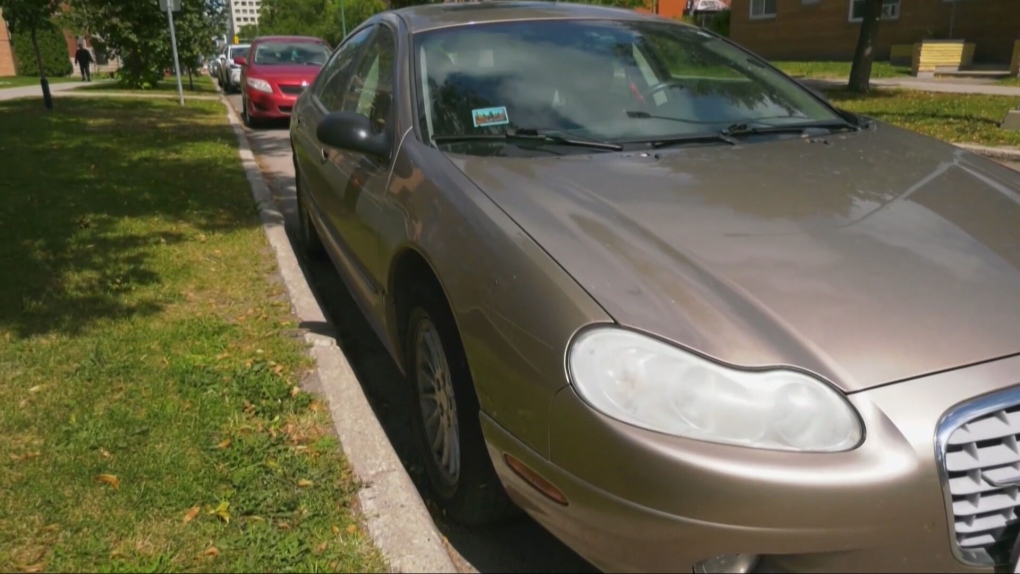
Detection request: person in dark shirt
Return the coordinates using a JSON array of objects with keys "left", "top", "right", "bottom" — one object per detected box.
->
[{"left": 75, "top": 45, "right": 93, "bottom": 82}]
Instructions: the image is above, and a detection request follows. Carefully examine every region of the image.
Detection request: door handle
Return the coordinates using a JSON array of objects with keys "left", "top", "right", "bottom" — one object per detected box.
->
[{"left": 320, "top": 148, "right": 329, "bottom": 163}]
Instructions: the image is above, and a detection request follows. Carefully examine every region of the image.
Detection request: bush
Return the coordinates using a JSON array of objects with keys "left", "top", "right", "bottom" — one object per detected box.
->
[
  {"left": 11, "top": 21, "right": 73, "bottom": 78},
  {"left": 679, "top": 10, "right": 730, "bottom": 38}
]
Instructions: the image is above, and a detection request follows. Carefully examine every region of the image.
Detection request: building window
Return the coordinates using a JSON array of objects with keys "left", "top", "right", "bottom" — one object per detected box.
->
[
  {"left": 849, "top": 0, "right": 900, "bottom": 22},
  {"left": 750, "top": 0, "right": 777, "bottom": 19}
]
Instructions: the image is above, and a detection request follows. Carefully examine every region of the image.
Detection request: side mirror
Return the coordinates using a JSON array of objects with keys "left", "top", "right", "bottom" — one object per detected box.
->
[
  {"left": 233, "top": 56, "right": 247, "bottom": 66},
  {"left": 317, "top": 112, "right": 390, "bottom": 158}
]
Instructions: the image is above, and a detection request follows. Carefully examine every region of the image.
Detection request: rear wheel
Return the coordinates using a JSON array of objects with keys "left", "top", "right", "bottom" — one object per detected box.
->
[
  {"left": 295, "top": 163, "right": 326, "bottom": 261},
  {"left": 405, "top": 285, "right": 515, "bottom": 526}
]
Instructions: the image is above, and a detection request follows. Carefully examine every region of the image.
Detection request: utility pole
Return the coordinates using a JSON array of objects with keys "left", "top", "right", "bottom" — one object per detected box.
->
[
  {"left": 160, "top": 0, "right": 185, "bottom": 106},
  {"left": 341, "top": 0, "right": 348, "bottom": 38}
]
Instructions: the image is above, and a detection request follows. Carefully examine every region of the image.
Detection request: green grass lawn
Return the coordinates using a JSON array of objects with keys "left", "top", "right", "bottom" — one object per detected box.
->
[
  {"left": 0, "top": 76, "right": 81, "bottom": 88},
  {"left": 81, "top": 73, "right": 219, "bottom": 95},
  {"left": 773, "top": 60, "right": 912, "bottom": 79},
  {"left": 826, "top": 88, "right": 1020, "bottom": 147},
  {"left": 998, "top": 75, "right": 1020, "bottom": 87},
  {"left": 0, "top": 97, "right": 387, "bottom": 573}
]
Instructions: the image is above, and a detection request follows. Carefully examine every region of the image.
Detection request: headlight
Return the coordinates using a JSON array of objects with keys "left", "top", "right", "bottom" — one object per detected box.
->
[
  {"left": 567, "top": 327, "right": 863, "bottom": 452},
  {"left": 246, "top": 78, "right": 272, "bottom": 94}
]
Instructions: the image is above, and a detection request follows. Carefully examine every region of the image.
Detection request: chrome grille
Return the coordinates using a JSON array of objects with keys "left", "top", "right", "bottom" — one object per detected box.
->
[
  {"left": 279, "top": 84, "right": 305, "bottom": 95},
  {"left": 938, "top": 389, "right": 1020, "bottom": 567}
]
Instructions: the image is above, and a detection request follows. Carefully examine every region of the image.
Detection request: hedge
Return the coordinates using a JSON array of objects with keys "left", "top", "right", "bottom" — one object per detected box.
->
[{"left": 11, "top": 21, "right": 73, "bottom": 78}]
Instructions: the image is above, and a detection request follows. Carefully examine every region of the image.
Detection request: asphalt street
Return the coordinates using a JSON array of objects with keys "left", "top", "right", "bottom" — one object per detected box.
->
[{"left": 224, "top": 95, "right": 599, "bottom": 574}]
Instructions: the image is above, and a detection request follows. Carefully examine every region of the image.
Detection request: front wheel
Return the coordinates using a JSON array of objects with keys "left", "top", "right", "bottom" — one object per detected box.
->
[
  {"left": 405, "top": 288, "right": 515, "bottom": 526},
  {"left": 241, "top": 96, "right": 259, "bottom": 129}
]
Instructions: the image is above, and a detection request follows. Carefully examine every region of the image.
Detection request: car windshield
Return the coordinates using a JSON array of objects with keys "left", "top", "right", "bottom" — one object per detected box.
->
[
  {"left": 412, "top": 19, "right": 843, "bottom": 152},
  {"left": 229, "top": 46, "right": 250, "bottom": 59},
  {"left": 253, "top": 41, "right": 331, "bottom": 66}
]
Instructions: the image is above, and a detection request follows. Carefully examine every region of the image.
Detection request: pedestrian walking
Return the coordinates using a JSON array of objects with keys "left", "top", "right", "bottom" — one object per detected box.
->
[{"left": 75, "top": 44, "right": 93, "bottom": 82}]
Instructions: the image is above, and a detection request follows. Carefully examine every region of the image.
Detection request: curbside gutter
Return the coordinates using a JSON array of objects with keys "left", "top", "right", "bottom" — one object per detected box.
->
[
  {"left": 955, "top": 142, "right": 1020, "bottom": 162},
  {"left": 216, "top": 93, "right": 458, "bottom": 574}
]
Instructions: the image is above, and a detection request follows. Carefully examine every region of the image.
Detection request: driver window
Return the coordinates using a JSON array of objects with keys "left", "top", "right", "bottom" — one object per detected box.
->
[
  {"left": 340, "top": 26, "right": 396, "bottom": 134},
  {"left": 315, "top": 26, "right": 374, "bottom": 112}
]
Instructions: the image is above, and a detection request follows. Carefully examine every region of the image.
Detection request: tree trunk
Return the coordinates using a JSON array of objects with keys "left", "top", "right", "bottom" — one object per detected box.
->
[
  {"left": 848, "top": 0, "right": 883, "bottom": 94},
  {"left": 30, "top": 28, "right": 53, "bottom": 110}
]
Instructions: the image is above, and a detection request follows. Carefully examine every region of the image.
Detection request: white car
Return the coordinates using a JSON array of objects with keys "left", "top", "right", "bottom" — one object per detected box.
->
[{"left": 218, "top": 44, "right": 250, "bottom": 94}]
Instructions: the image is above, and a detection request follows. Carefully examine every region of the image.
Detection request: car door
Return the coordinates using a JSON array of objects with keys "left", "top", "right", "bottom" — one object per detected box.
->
[
  {"left": 293, "top": 25, "right": 376, "bottom": 246},
  {"left": 324, "top": 23, "right": 398, "bottom": 316}
]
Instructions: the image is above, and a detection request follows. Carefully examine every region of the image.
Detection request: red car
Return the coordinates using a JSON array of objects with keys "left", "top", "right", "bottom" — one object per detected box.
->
[{"left": 236, "top": 35, "right": 333, "bottom": 128}]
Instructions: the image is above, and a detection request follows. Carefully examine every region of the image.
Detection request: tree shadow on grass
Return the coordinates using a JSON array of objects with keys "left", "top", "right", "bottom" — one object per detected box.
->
[{"left": 0, "top": 97, "right": 257, "bottom": 338}]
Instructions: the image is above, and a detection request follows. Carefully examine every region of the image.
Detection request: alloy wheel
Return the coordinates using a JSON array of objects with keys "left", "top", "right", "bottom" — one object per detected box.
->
[{"left": 414, "top": 319, "right": 460, "bottom": 487}]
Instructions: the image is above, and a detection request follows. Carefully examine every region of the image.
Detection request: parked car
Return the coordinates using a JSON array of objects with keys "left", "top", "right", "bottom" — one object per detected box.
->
[
  {"left": 208, "top": 53, "right": 222, "bottom": 80},
  {"left": 236, "top": 35, "right": 332, "bottom": 128},
  {"left": 289, "top": 2, "right": 1020, "bottom": 573},
  {"left": 218, "top": 43, "right": 250, "bottom": 93}
]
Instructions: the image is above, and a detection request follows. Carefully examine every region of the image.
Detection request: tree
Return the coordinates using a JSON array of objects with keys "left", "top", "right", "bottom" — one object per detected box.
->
[
  {"left": 62, "top": 0, "right": 223, "bottom": 89},
  {"left": 259, "top": 0, "right": 385, "bottom": 46},
  {"left": 847, "top": 0, "right": 883, "bottom": 94},
  {"left": 0, "top": 0, "right": 61, "bottom": 109}
]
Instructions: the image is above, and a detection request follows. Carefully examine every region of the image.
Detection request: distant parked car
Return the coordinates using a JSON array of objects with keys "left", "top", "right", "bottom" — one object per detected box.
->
[
  {"left": 218, "top": 43, "right": 250, "bottom": 93},
  {"left": 236, "top": 35, "right": 332, "bottom": 128},
  {"left": 290, "top": 2, "right": 1020, "bottom": 573}
]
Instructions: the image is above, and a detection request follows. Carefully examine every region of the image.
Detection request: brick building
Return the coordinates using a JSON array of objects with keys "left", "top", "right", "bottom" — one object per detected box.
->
[
  {"left": 0, "top": 8, "right": 14, "bottom": 77},
  {"left": 729, "top": 0, "right": 1020, "bottom": 64}
]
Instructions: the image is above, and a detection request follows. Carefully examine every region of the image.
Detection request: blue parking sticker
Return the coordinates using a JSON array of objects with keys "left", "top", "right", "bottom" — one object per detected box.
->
[{"left": 472, "top": 106, "right": 510, "bottom": 128}]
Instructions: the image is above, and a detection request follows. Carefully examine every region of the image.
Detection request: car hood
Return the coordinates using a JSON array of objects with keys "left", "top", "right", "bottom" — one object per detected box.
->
[
  {"left": 447, "top": 125, "right": 1020, "bottom": 392},
  {"left": 250, "top": 64, "right": 321, "bottom": 80}
]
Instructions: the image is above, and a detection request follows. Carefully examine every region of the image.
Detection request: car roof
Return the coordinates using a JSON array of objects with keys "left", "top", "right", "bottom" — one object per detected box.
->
[{"left": 392, "top": 0, "right": 658, "bottom": 33}]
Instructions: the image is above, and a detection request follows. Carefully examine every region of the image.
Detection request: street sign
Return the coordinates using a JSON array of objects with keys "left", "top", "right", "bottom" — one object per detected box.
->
[{"left": 158, "top": 0, "right": 181, "bottom": 12}]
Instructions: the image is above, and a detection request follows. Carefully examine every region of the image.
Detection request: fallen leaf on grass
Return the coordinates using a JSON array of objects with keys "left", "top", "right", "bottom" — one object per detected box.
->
[
  {"left": 95, "top": 474, "right": 120, "bottom": 490},
  {"left": 99, "top": 449, "right": 112, "bottom": 459},
  {"left": 297, "top": 479, "right": 314, "bottom": 488},
  {"left": 18, "top": 563, "right": 44, "bottom": 573},
  {"left": 331, "top": 524, "right": 340, "bottom": 535},
  {"left": 314, "top": 541, "right": 329, "bottom": 554},
  {"left": 346, "top": 524, "right": 357, "bottom": 534},
  {"left": 215, "top": 438, "right": 232, "bottom": 449},
  {"left": 202, "top": 546, "right": 220, "bottom": 558},
  {"left": 290, "top": 386, "right": 300, "bottom": 397},
  {"left": 183, "top": 506, "right": 201, "bottom": 524},
  {"left": 207, "top": 501, "right": 230, "bottom": 523},
  {"left": 28, "top": 385, "right": 46, "bottom": 393}
]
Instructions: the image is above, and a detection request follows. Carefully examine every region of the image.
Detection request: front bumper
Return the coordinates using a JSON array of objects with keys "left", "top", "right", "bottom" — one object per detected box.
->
[
  {"left": 482, "top": 352, "right": 1020, "bottom": 573},
  {"left": 245, "top": 87, "right": 297, "bottom": 119}
]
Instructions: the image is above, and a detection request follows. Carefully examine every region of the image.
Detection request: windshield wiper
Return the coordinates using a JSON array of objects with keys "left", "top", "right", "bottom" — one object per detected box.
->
[
  {"left": 721, "top": 120, "right": 861, "bottom": 137},
  {"left": 432, "top": 128, "right": 623, "bottom": 151},
  {"left": 625, "top": 110, "right": 712, "bottom": 125},
  {"left": 624, "top": 132, "right": 739, "bottom": 149}
]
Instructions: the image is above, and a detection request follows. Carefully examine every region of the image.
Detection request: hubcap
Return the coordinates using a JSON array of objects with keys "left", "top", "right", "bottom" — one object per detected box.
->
[{"left": 415, "top": 320, "right": 460, "bottom": 486}]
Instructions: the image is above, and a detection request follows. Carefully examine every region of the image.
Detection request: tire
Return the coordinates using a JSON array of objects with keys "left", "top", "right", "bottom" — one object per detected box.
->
[
  {"left": 404, "top": 285, "right": 515, "bottom": 526},
  {"left": 295, "top": 163, "right": 326, "bottom": 261},
  {"left": 241, "top": 96, "right": 259, "bottom": 129}
]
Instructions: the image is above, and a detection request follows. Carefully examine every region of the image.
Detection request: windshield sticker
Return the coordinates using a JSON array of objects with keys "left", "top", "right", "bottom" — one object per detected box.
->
[{"left": 472, "top": 106, "right": 509, "bottom": 128}]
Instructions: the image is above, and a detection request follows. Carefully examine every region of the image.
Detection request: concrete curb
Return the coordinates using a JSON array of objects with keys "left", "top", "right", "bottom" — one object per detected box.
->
[
  {"left": 955, "top": 142, "right": 1020, "bottom": 161},
  {"left": 215, "top": 93, "right": 457, "bottom": 574}
]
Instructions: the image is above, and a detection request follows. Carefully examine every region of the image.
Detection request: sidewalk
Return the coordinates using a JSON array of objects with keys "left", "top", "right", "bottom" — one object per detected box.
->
[
  {"left": 801, "top": 76, "right": 1020, "bottom": 97},
  {"left": 0, "top": 79, "right": 112, "bottom": 101}
]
